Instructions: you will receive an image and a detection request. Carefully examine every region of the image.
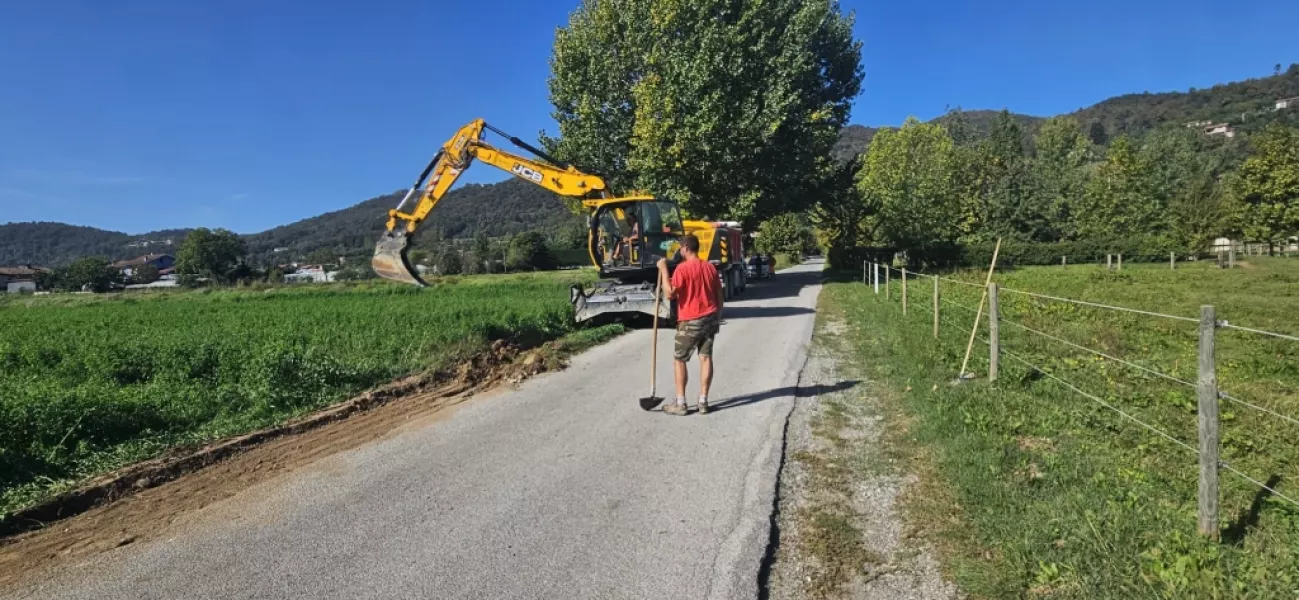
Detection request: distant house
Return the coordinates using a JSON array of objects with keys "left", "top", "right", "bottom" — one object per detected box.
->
[
  {"left": 111, "top": 254, "right": 175, "bottom": 278},
  {"left": 0, "top": 265, "right": 50, "bottom": 293},
  {"left": 283, "top": 265, "right": 337, "bottom": 283},
  {"left": 1203, "top": 123, "right": 1236, "bottom": 138},
  {"left": 1185, "top": 120, "right": 1211, "bottom": 128},
  {"left": 1276, "top": 97, "right": 1299, "bottom": 110}
]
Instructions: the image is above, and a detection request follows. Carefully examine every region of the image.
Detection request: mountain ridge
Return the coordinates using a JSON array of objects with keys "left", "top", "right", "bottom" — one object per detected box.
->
[{"left": 6, "top": 65, "right": 1297, "bottom": 267}]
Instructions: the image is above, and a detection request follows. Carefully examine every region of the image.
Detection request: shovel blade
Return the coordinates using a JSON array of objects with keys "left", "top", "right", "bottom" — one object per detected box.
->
[
  {"left": 639, "top": 396, "right": 665, "bottom": 411},
  {"left": 372, "top": 231, "right": 427, "bottom": 287}
]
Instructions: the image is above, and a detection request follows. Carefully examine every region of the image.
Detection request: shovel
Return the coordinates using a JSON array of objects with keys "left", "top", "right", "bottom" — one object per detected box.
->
[{"left": 639, "top": 271, "right": 667, "bottom": 411}]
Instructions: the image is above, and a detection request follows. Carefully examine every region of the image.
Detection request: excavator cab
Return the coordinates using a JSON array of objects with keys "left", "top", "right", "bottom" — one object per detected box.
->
[
  {"left": 570, "top": 197, "right": 684, "bottom": 323},
  {"left": 589, "top": 199, "right": 684, "bottom": 279}
]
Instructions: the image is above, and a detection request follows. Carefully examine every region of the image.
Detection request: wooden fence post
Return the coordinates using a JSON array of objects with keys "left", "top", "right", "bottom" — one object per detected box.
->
[
  {"left": 1198, "top": 305, "right": 1220, "bottom": 541},
  {"left": 932, "top": 276, "right": 940, "bottom": 339},
  {"left": 1171, "top": 251, "right": 1176, "bottom": 270},
  {"left": 1107, "top": 254, "right": 1113, "bottom": 270},
  {"left": 1062, "top": 255, "right": 1067, "bottom": 268},
  {"left": 1229, "top": 246, "right": 1236, "bottom": 269},
  {"left": 873, "top": 263, "right": 880, "bottom": 295},
  {"left": 863, "top": 260, "right": 867, "bottom": 285},
  {"left": 902, "top": 268, "right": 908, "bottom": 315},
  {"left": 885, "top": 267, "right": 890, "bottom": 300},
  {"left": 988, "top": 283, "right": 1000, "bottom": 381},
  {"left": 1118, "top": 253, "right": 1123, "bottom": 270}
]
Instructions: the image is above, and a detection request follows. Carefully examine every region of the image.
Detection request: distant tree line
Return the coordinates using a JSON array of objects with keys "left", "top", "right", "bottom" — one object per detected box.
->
[{"left": 817, "top": 109, "right": 1299, "bottom": 267}]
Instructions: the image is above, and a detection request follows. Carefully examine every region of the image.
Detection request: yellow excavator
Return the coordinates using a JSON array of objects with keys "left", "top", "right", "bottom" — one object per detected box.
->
[{"left": 372, "top": 118, "right": 691, "bottom": 322}]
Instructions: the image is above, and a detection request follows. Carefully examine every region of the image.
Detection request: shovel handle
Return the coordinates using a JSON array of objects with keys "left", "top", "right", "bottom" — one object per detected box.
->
[{"left": 649, "top": 270, "right": 663, "bottom": 394}]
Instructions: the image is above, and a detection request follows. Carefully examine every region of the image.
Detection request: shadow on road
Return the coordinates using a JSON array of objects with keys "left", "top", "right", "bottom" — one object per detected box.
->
[
  {"left": 735, "top": 264, "right": 823, "bottom": 303},
  {"left": 710, "top": 379, "right": 859, "bottom": 413},
  {"left": 721, "top": 306, "right": 816, "bottom": 320}
]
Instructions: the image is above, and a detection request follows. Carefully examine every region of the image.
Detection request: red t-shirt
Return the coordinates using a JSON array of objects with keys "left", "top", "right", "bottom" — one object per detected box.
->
[{"left": 671, "top": 258, "right": 721, "bottom": 322}]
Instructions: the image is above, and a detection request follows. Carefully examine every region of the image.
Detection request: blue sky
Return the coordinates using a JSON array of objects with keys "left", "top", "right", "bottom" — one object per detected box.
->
[{"left": 1, "top": 0, "right": 1295, "bottom": 234}]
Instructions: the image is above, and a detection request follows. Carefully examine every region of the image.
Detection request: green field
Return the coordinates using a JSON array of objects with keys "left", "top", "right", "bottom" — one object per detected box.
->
[
  {"left": 826, "top": 257, "right": 1299, "bottom": 598},
  {"left": 0, "top": 271, "right": 604, "bottom": 518}
]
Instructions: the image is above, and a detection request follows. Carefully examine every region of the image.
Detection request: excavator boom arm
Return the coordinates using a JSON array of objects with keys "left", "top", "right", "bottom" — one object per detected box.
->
[{"left": 372, "top": 119, "right": 612, "bottom": 286}]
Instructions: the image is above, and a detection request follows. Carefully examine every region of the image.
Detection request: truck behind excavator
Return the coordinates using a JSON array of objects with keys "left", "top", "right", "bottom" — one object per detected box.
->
[{"left": 372, "top": 118, "right": 750, "bottom": 323}]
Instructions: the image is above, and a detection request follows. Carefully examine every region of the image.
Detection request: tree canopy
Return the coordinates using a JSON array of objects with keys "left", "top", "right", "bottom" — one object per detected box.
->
[
  {"left": 829, "top": 107, "right": 1299, "bottom": 264},
  {"left": 175, "top": 228, "right": 248, "bottom": 286},
  {"left": 543, "top": 0, "right": 863, "bottom": 225}
]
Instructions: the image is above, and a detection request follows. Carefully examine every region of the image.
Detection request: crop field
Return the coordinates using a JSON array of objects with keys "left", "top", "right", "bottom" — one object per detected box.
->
[
  {"left": 0, "top": 271, "right": 601, "bottom": 518},
  {"left": 825, "top": 257, "right": 1299, "bottom": 598}
]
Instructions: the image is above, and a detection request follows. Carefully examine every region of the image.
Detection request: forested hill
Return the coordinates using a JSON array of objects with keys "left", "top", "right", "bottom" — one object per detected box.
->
[
  {"left": 1074, "top": 64, "right": 1299, "bottom": 138},
  {"left": 242, "top": 178, "right": 582, "bottom": 263},
  {"left": 0, "top": 223, "right": 192, "bottom": 267},
  {"left": 1, "top": 177, "right": 581, "bottom": 267},
  {"left": 834, "top": 65, "right": 1299, "bottom": 159},
  {"left": 8, "top": 66, "right": 1297, "bottom": 267}
]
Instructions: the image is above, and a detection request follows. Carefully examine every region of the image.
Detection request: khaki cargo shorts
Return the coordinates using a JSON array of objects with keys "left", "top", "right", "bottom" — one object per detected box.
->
[{"left": 674, "top": 313, "right": 720, "bottom": 361}]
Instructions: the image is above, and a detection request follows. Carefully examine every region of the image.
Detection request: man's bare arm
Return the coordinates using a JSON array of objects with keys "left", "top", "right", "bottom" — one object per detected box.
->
[{"left": 656, "top": 259, "right": 676, "bottom": 299}]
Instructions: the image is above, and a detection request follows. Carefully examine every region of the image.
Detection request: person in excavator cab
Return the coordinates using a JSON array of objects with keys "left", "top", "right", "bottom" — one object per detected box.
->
[{"left": 611, "top": 209, "right": 641, "bottom": 265}]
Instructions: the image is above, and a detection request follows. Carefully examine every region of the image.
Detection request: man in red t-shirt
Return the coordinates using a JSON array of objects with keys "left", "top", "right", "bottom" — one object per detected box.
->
[{"left": 656, "top": 234, "right": 724, "bottom": 415}]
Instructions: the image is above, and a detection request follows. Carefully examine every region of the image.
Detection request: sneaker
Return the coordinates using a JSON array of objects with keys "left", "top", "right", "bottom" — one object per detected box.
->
[
  {"left": 663, "top": 401, "right": 689, "bottom": 416},
  {"left": 697, "top": 400, "right": 710, "bottom": 414}
]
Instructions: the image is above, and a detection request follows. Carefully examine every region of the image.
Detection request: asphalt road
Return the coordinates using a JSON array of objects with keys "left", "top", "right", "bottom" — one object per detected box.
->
[{"left": 15, "top": 260, "right": 825, "bottom": 600}]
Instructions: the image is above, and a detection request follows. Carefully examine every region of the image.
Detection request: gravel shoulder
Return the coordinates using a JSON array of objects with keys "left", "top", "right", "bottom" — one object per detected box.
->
[{"left": 766, "top": 316, "right": 962, "bottom": 600}]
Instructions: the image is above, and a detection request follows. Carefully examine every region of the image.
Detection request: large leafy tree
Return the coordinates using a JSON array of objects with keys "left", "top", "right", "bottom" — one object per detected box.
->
[
  {"left": 953, "top": 110, "right": 1029, "bottom": 239},
  {"left": 756, "top": 213, "right": 814, "bottom": 258},
  {"left": 1077, "top": 137, "right": 1161, "bottom": 238},
  {"left": 1031, "top": 116, "right": 1093, "bottom": 241},
  {"left": 507, "top": 231, "right": 557, "bottom": 271},
  {"left": 1231, "top": 123, "right": 1299, "bottom": 251},
  {"left": 543, "top": 0, "right": 863, "bottom": 225},
  {"left": 175, "top": 228, "right": 247, "bottom": 286},
  {"left": 856, "top": 118, "right": 958, "bottom": 249},
  {"left": 58, "top": 257, "right": 121, "bottom": 292}
]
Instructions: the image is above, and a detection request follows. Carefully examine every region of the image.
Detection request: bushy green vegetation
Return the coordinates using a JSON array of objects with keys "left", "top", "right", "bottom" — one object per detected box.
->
[
  {"left": 543, "top": 0, "right": 863, "bottom": 225},
  {"left": 820, "top": 67, "right": 1299, "bottom": 268},
  {"left": 826, "top": 258, "right": 1299, "bottom": 597},
  {"left": 0, "top": 272, "right": 600, "bottom": 517}
]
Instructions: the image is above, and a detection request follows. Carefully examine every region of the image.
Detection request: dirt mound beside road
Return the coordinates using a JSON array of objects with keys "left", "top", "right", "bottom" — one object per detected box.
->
[{"left": 0, "top": 339, "right": 556, "bottom": 588}]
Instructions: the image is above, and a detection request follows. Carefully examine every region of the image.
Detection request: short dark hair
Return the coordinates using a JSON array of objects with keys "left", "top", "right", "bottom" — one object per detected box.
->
[{"left": 679, "top": 234, "right": 700, "bottom": 254}]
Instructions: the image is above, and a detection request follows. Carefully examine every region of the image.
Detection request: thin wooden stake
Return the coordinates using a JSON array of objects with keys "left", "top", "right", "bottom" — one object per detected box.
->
[
  {"left": 885, "top": 267, "right": 890, "bottom": 300},
  {"left": 1171, "top": 251, "right": 1176, "bottom": 270},
  {"left": 873, "top": 262, "right": 880, "bottom": 294},
  {"left": 1198, "top": 305, "right": 1220, "bottom": 541},
  {"left": 1118, "top": 253, "right": 1123, "bottom": 271},
  {"left": 902, "top": 268, "right": 908, "bottom": 315},
  {"left": 1107, "top": 254, "right": 1112, "bottom": 270},
  {"left": 1062, "top": 255, "right": 1067, "bottom": 268},
  {"left": 863, "top": 260, "right": 867, "bottom": 284},
  {"left": 932, "top": 276, "right": 940, "bottom": 339},
  {"left": 958, "top": 238, "right": 1002, "bottom": 379},
  {"left": 988, "top": 283, "right": 999, "bottom": 381}
]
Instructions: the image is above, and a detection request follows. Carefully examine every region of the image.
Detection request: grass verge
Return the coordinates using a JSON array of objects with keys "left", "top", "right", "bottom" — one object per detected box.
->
[
  {"left": 0, "top": 272, "right": 612, "bottom": 520},
  {"left": 822, "top": 258, "right": 1299, "bottom": 599}
]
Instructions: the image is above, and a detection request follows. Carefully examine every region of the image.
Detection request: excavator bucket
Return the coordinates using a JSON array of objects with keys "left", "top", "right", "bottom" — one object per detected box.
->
[{"left": 372, "top": 231, "right": 427, "bottom": 287}]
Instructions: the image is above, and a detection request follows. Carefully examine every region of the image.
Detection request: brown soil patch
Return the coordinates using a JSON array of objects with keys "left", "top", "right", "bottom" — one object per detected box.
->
[
  {"left": 0, "top": 339, "right": 555, "bottom": 588},
  {"left": 1014, "top": 436, "right": 1056, "bottom": 453}
]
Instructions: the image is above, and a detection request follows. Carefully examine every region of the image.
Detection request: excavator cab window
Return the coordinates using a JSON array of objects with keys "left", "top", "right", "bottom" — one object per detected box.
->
[
  {"left": 639, "top": 201, "right": 683, "bottom": 263},
  {"left": 591, "top": 200, "right": 684, "bottom": 273}
]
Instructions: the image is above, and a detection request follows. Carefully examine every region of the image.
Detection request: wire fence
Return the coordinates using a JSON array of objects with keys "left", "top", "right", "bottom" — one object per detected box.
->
[{"left": 860, "top": 259, "right": 1299, "bottom": 540}]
